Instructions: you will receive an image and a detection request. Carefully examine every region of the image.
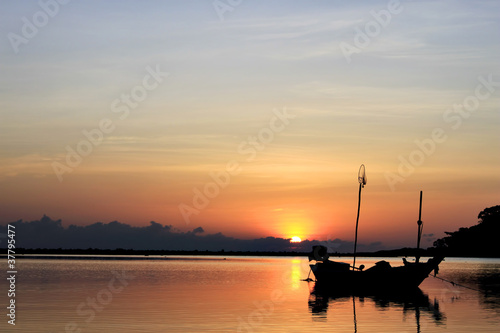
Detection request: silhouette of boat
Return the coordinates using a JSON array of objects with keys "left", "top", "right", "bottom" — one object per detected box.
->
[
  {"left": 308, "top": 246, "right": 444, "bottom": 292},
  {"left": 306, "top": 167, "right": 445, "bottom": 292}
]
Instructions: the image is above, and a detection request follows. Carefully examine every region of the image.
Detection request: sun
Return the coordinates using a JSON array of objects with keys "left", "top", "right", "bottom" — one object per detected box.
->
[{"left": 290, "top": 236, "right": 302, "bottom": 243}]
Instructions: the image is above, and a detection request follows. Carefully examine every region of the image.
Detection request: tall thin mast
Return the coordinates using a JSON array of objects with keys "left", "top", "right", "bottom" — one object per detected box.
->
[
  {"left": 352, "top": 164, "right": 366, "bottom": 270},
  {"left": 416, "top": 191, "right": 423, "bottom": 263}
]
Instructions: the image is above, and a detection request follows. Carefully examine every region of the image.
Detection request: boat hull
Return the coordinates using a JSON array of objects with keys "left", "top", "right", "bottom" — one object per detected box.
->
[{"left": 310, "top": 256, "right": 444, "bottom": 292}]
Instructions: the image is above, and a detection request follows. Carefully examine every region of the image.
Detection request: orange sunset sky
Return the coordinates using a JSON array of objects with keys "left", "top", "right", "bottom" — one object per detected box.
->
[{"left": 1, "top": 1, "right": 499, "bottom": 250}]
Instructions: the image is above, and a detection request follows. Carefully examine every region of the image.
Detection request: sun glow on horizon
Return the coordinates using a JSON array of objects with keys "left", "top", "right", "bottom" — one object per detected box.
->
[{"left": 290, "top": 236, "right": 302, "bottom": 243}]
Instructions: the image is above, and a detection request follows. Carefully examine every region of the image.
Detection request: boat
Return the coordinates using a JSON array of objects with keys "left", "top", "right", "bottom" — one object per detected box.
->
[
  {"left": 308, "top": 245, "right": 444, "bottom": 292},
  {"left": 306, "top": 165, "right": 445, "bottom": 292}
]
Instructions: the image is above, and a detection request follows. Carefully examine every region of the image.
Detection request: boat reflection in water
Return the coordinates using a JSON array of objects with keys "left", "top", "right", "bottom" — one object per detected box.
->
[{"left": 308, "top": 285, "right": 445, "bottom": 332}]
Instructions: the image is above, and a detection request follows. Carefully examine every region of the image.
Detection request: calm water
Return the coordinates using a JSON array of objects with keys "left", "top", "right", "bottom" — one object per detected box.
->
[{"left": 1, "top": 256, "right": 499, "bottom": 332}]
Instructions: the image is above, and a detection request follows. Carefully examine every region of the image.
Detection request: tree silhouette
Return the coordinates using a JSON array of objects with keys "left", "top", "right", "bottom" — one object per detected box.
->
[
  {"left": 434, "top": 205, "right": 500, "bottom": 257},
  {"left": 478, "top": 205, "right": 500, "bottom": 226}
]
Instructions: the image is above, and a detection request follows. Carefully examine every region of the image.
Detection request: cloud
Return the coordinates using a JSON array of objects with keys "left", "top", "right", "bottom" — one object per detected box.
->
[
  {"left": 423, "top": 233, "right": 436, "bottom": 244},
  {"left": 0, "top": 216, "right": 387, "bottom": 252},
  {"left": 191, "top": 227, "right": 204, "bottom": 234}
]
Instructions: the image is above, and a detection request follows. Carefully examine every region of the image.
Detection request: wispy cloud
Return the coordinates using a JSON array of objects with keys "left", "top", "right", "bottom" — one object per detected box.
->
[{"left": 0, "top": 1, "right": 498, "bottom": 247}]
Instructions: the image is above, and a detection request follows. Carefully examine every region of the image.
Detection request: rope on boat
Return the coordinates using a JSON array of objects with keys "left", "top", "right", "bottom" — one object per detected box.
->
[
  {"left": 301, "top": 269, "right": 483, "bottom": 293},
  {"left": 301, "top": 267, "right": 315, "bottom": 282},
  {"left": 430, "top": 275, "right": 481, "bottom": 292}
]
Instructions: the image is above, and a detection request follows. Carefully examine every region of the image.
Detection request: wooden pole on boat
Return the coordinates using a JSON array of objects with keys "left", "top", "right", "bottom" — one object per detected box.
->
[
  {"left": 416, "top": 191, "right": 423, "bottom": 263},
  {"left": 353, "top": 182, "right": 362, "bottom": 270},
  {"left": 353, "top": 164, "right": 366, "bottom": 271}
]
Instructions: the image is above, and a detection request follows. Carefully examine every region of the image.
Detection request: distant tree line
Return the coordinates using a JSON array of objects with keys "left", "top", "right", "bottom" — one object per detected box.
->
[{"left": 433, "top": 205, "right": 500, "bottom": 257}]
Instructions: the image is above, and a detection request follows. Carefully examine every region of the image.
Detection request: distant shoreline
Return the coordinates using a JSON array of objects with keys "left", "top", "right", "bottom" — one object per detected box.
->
[{"left": 1, "top": 247, "right": 498, "bottom": 258}]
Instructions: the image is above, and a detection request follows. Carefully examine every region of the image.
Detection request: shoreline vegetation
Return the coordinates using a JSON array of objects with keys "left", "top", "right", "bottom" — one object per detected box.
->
[
  {"left": 2, "top": 205, "right": 498, "bottom": 258},
  {"left": 1, "top": 247, "right": 498, "bottom": 258}
]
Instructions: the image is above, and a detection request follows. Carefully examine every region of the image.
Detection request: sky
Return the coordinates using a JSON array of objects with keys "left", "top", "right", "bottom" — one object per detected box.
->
[{"left": 0, "top": 0, "right": 499, "bottom": 251}]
